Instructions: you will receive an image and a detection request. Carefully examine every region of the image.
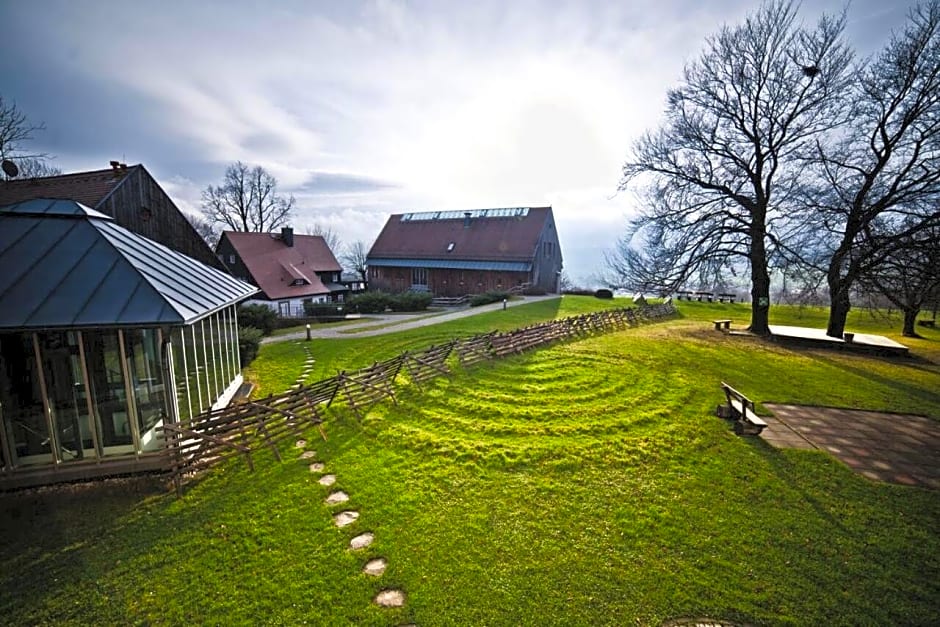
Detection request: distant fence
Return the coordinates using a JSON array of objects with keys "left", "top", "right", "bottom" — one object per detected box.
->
[{"left": 162, "top": 301, "right": 676, "bottom": 493}]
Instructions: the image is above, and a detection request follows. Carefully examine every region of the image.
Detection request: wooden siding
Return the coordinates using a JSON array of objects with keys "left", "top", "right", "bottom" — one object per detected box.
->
[
  {"left": 98, "top": 168, "right": 225, "bottom": 270},
  {"left": 369, "top": 266, "right": 531, "bottom": 296}
]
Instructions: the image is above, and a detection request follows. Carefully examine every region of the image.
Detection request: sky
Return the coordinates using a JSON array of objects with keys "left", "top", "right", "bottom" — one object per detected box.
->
[{"left": 0, "top": 0, "right": 918, "bottom": 283}]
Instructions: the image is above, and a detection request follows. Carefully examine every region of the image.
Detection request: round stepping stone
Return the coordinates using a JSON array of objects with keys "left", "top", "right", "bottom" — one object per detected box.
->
[
  {"left": 333, "top": 510, "right": 359, "bottom": 527},
  {"left": 308, "top": 462, "right": 325, "bottom": 473},
  {"left": 318, "top": 474, "right": 336, "bottom": 486},
  {"left": 294, "top": 440, "right": 307, "bottom": 448},
  {"left": 325, "top": 490, "right": 349, "bottom": 505},
  {"left": 299, "top": 451, "right": 316, "bottom": 459},
  {"left": 363, "top": 557, "right": 387, "bottom": 576},
  {"left": 349, "top": 531, "right": 374, "bottom": 549},
  {"left": 373, "top": 589, "right": 405, "bottom": 607}
]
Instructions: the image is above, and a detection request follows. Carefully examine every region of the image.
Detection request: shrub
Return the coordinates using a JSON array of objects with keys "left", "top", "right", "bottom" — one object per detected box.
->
[
  {"left": 347, "top": 291, "right": 391, "bottom": 314},
  {"left": 238, "top": 326, "right": 264, "bottom": 367},
  {"left": 470, "top": 290, "right": 511, "bottom": 307},
  {"left": 237, "top": 303, "right": 277, "bottom": 336},
  {"left": 389, "top": 291, "right": 433, "bottom": 312},
  {"left": 594, "top": 289, "right": 614, "bottom": 299},
  {"left": 304, "top": 302, "right": 346, "bottom": 318},
  {"left": 562, "top": 289, "right": 595, "bottom": 296}
]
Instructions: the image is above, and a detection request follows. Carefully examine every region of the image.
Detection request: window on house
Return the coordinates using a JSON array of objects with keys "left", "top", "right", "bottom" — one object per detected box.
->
[
  {"left": 292, "top": 278, "right": 307, "bottom": 286},
  {"left": 229, "top": 254, "right": 236, "bottom": 264},
  {"left": 446, "top": 242, "right": 455, "bottom": 252}
]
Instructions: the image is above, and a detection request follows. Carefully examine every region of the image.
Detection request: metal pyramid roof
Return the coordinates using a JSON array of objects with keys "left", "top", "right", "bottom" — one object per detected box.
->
[{"left": 0, "top": 199, "right": 258, "bottom": 329}]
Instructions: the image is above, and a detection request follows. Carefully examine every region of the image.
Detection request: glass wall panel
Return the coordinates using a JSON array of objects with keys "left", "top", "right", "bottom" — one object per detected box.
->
[
  {"left": 219, "top": 310, "right": 231, "bottom": 389},
  {"left": 186, "top": 325, "right": 204, "bottom": 416},
  {"left": 170, "top": 328, "right": 194, "bottom": 426},
  {"left": 83, "top": 330, "right": 134, "bottom": 456},
  {"left": 213, "top": 313, "right": 225, "bottom": 398},
  {"left": 227, "top": 306, "right": 238, "bottom": 380},
  {"left": 0, "top": 333, "right": 52, "bottom": 465},
  {"left": 194, "top": 322, "right": 211, "bottom": 411},
  {"left": 38, "top": 332, "right": 96, "bottom": 462},
  {"left": 123, "top": 329, "right": 167, "bottom": 452}
]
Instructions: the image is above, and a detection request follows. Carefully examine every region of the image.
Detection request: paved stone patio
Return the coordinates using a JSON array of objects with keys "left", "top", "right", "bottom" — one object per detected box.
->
[{"left": 762, "top": 404, "right": 940, "bottom": 490}]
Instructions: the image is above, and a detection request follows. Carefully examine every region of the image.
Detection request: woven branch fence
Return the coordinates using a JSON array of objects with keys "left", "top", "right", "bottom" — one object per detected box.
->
[{"left": 162, "top": 301, "right": 676, "bottom": 493}]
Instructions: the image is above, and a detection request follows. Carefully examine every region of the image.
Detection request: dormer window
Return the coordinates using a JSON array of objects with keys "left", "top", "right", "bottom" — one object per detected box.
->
[
  {"left": 292, "top": 278, "right": 308, "bottom": 286},
  {"left": 446, "top": 242, "right": 455, "bottom": 252}
]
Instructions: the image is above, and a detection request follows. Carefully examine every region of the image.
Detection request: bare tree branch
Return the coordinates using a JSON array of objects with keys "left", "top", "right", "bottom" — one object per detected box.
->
[{"left": 200, "top": 161, "right": 294, "bottom": 233}]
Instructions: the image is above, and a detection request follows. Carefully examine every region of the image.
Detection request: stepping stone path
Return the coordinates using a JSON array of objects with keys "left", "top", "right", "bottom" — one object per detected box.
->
[
  {"left": 301, "top": 432, "right": 405, "bottom": 614},
  {"left": 325, "top": 490, "right": 349, "bottom": 505},
  {"left": 374, "top": 589, "right": 406, "bottom": 608},
  {"left": 294, "top": 342, "right": 316, "bottom": 388},
  {"left": 349, "top": 532, "right": 374, "bottom": 549}
]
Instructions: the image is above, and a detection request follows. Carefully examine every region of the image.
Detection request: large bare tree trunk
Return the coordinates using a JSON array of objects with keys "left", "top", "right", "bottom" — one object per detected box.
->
[
  {"left": 902, "top": 308, "right": 920, "bottom": 337},
  {"left": 749, "top": 222, "right": 771, "bottom": 335}
]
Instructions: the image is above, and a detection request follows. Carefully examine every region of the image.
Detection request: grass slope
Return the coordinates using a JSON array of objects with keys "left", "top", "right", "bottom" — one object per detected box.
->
[{"left": 1, "top": 298, "right": 937, "bottom": 625}]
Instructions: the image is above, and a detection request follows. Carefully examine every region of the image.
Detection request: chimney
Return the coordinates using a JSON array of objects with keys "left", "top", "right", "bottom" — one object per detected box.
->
[
  {"left": 109, "top": 160, "right": 120, "bottom": 170},
  {"left": 463, "top": 211, "right": 472, "bottom": 228},
  {"left": 281, "top": 226, "right": 294, "bottom": 247}
]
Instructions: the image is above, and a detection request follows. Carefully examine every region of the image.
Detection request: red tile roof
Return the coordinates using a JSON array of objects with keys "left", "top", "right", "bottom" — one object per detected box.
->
[
  {"left": 0, "top": 166, "right": 136, "bottom": 208},
  {"left": 368, "top": 207, "right": 552, "bottom": 262},
  {"left": 222, "top": 231, "right": 342, "bottom": 300}
]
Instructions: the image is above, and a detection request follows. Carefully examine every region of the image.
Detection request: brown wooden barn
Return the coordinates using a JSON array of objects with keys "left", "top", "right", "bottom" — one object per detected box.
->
[
  {"left": 366, "top": 207, "right": 563, "bottom": 296},
  {"left": 0, "top": 162, "right": 222, "bottom": 270}
]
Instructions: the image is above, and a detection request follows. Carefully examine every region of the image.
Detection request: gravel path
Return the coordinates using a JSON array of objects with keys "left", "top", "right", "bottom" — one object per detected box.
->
[{"left": 262, "top": 294, "right": 561, "bottom": 344}]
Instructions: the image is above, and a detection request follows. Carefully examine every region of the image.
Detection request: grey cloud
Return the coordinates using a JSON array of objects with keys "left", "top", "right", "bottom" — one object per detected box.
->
[{"left": 296, "top": 171, "right": 399, "bottom": 195}]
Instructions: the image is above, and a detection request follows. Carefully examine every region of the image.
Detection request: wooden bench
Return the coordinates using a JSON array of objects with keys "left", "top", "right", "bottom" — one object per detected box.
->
[
  {"left": 718, "top": 382, "right": 768, "bottom": 435},
  {"left": 713, "top": 319, "right": 732, "bottom": 331}
]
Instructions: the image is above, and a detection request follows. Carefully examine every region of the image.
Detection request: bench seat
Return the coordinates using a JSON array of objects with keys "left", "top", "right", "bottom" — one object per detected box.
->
[
  {"left": 713, "top": 319, "right": 732, "bottom": 331},
  {"left": 720, "top": 382, "right": 768, "bottom": 435}
]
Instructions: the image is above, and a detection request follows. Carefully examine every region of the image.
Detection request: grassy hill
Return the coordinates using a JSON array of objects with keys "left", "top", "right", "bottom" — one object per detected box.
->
[{"left": 1, "top": 297, "right": 937, "bottom": 625}]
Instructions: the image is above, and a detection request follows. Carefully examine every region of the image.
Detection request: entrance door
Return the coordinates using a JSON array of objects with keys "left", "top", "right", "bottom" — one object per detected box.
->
[
  {"left": 411, "top": 267, "right": 428, "bottom": 291},
  {"left": 38, "top": 332, "right": 97, "bottom": 462}
]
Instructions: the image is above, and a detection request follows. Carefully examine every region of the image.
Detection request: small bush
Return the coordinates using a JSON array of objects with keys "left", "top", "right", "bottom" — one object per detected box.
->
[
  {"left": 237, "top": 303, "right": 277, "bottom": 336},
  {"left": 522, "top": 286, "right": 547, "bottom": 296},
  {"left": 594, "top": 289, "right": 614, "bottom": 299},
  {"left": 304, "top": 302, "right": 346, "bottom": 318},
  {"left": 470, "top": 290, "right": 511, "bottom": 307},
  {"left": 562, "top": 289, "right": 595, "bottom": 296},
  {"left": 238, "top": 326, "right": 264, "bottom": 367},
  {"left": 347, "top": 291, "right": 391, "bottom": 314},
  {"left": 389, "top": 291, "right": 433, "bottom": 312}
]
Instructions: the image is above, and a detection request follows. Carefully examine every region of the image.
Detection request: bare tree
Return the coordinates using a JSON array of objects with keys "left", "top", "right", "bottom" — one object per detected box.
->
[
  {"left": 341, "top": 240, "right": 369, "bottom": 281},
  {"left": 803, "top": 1, "right": 940, "bottom": 338},
  {"left": 0, "top": 95, "right": 61, "bottom": 179},
  {"left": 185, "top": 213, "right": 220, "bottom": 248},
  {"left": 612, "top": 0, "right": 852, "bottom": 334},
  {"left": 304, "top": 223, "right": 342, "bottom": 252},
  {"left": 201, "top": 161, "right": 293, "bottom": 232},
  {"left": 857, "top": 223, "right": 940, "bottom": 337}
]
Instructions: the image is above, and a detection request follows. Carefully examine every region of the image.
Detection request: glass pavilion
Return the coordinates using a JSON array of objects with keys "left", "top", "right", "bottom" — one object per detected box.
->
[{"left": 0, "top": 199, "right": 258, "bottom": 489}]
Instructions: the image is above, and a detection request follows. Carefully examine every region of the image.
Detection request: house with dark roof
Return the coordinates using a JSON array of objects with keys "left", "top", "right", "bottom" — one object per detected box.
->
[
  {"left": 0, "top": 198, "right": 257, "bottom": 489},
  {"left": 367, "top": 207, "right": 563, "bottom": 297},
  {"left": 216, "top": 227, "right": 346, "bottom": 317},
  {"left": 0, "top": 161, "right": 223, "bottom": 270}
]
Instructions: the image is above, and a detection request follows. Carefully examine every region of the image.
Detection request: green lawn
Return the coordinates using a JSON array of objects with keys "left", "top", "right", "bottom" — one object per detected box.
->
[{"left": 1, "top": 297, "right": 938, "bottom": 625}]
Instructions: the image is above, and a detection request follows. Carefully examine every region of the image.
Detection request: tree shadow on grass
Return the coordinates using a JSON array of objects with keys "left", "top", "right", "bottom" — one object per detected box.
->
[{"left": 810, "top": 353, "right": 940, "bottom": 412}]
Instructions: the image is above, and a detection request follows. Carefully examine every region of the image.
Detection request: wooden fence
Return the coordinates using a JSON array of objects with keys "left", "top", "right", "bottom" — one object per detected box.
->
[{"left": 162, "top": 301, "right": 676, "bottom": 492}]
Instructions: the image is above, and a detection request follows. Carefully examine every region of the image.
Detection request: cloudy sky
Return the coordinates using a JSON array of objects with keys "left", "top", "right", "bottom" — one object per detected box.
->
[{"left": 0, "top": 0, "right": 917, "bottom": 282}]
